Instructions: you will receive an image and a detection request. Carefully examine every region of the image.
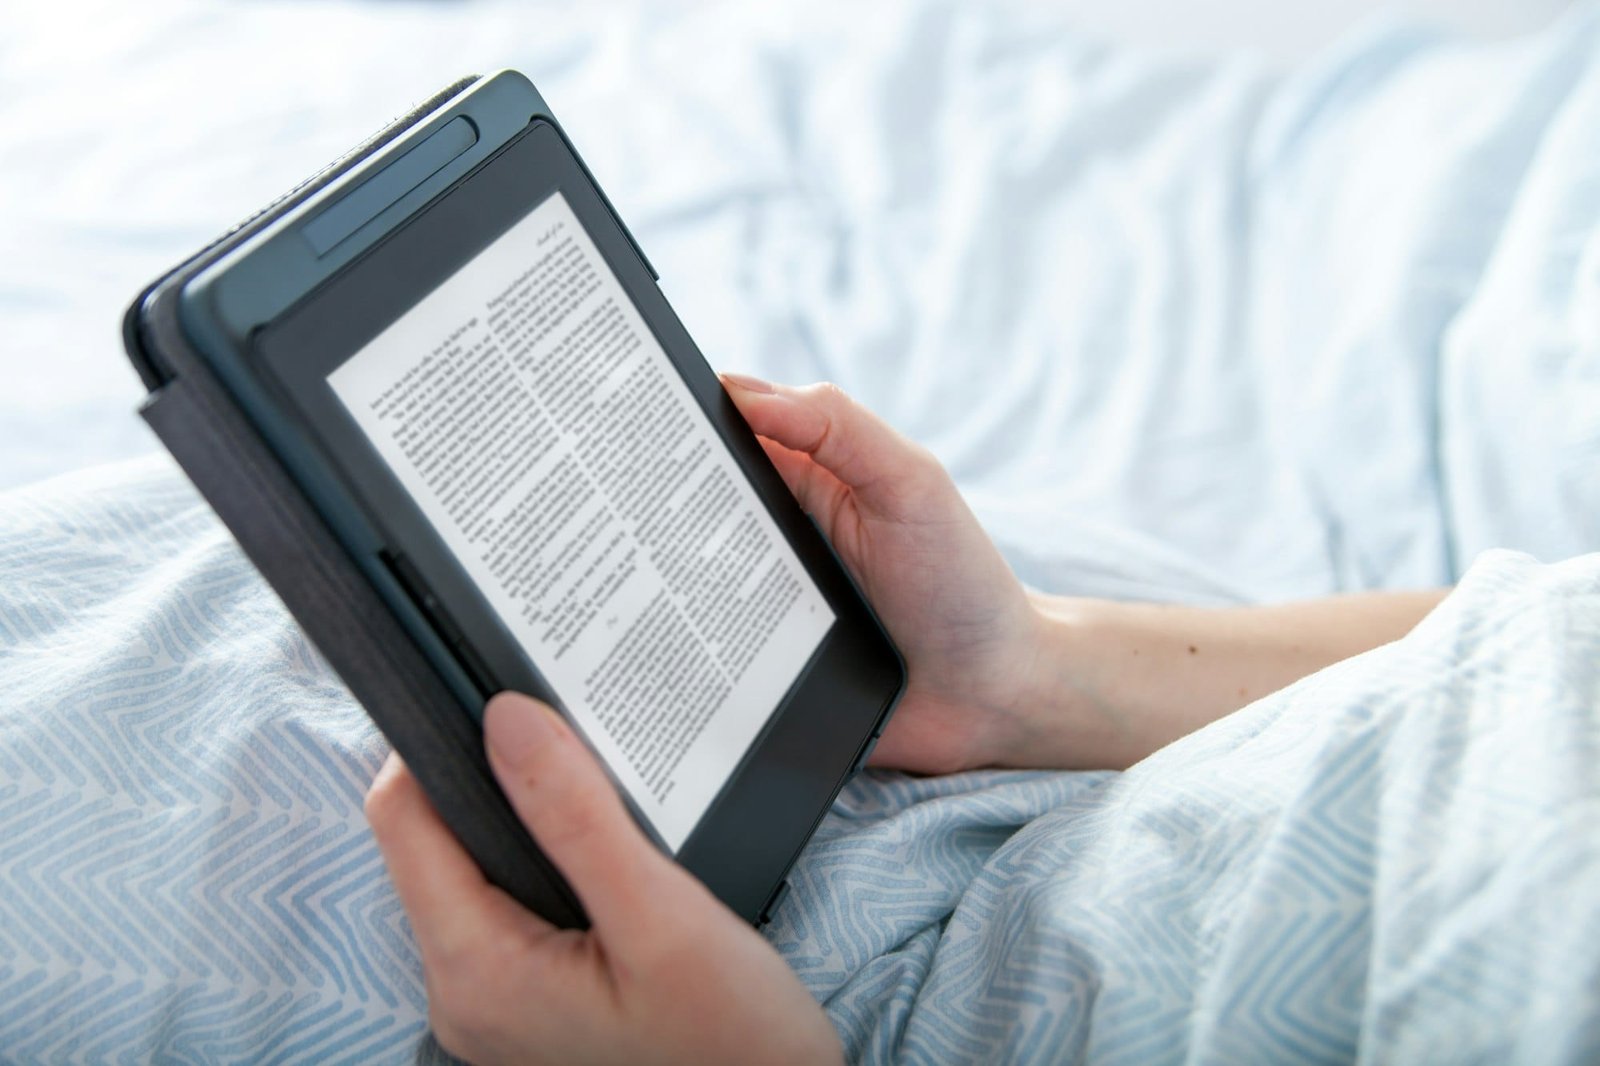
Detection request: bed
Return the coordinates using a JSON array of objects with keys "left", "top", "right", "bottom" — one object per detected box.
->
[{"left": 2, "top": 1, "right": 1597, "bottom": 1061}]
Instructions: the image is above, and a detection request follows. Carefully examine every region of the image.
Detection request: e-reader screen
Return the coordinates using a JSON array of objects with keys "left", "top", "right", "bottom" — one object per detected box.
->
[{"left": 326, "top": 190, "right": 835, "bottom": 852}]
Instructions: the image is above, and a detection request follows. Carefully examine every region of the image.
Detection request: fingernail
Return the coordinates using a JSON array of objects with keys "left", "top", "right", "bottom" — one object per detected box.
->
[
  {"left": 719, "top": 371, "right": 775, "bottom": 395},
  {"left": 484, "top": 692, "right": 559, "bottom": 767}
]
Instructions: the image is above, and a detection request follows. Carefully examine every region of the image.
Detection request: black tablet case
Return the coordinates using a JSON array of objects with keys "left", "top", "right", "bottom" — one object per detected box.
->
[{"left": 122, "top": 76, "right": 589, "bottom": 929}]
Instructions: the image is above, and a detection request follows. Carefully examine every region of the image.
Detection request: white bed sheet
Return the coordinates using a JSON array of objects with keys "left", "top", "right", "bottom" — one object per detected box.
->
[{"left": 1, "top": 0, "right": 1589, "bottom": 605}]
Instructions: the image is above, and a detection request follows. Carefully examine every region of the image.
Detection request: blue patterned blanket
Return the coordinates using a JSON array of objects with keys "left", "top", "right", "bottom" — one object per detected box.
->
[
  {"left": 3, "top": 462, "right": 1597, "bottom": 1061},
  {"left": 777, "top": 551, "right": 1600, "bottom": 1062}
]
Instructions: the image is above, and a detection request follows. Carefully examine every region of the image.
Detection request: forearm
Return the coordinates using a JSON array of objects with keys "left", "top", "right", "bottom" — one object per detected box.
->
[{"left": 1001, "top": 588, "right": 1449, "bottom": 770}]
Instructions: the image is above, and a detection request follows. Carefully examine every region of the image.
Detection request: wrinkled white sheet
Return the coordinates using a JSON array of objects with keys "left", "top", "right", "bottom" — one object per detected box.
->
[{"left": 5, "top": 0, "right": 1594, "bottom": 599}]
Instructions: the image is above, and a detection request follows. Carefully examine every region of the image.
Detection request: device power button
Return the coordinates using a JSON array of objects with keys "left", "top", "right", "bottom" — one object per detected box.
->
[{"left": 851, "top": 732, "right": 880, "bottom": 775}]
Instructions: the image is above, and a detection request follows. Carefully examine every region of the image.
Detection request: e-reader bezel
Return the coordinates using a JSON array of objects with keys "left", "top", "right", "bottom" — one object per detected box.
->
[{"left": 179, "top": 104, "right": 903, "bottom": 922}]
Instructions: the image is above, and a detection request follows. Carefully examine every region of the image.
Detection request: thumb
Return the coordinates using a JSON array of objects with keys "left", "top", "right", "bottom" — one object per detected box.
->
[
  {"left": 483, "top": 691, "right": 689, "bottom": 938},
  {"left": 721, "top": 374, "right": 930, "bottom": 499}
]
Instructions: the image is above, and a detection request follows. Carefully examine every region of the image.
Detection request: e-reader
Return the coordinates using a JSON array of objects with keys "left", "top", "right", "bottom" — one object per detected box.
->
[{"left": 123, "top": 71, "right": 905, "bottom": 928}]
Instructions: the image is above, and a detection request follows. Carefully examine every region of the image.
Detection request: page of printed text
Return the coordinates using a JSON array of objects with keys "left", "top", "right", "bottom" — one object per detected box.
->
[{"left": 329, "top": 191, "right": 834, "bottom": 850}]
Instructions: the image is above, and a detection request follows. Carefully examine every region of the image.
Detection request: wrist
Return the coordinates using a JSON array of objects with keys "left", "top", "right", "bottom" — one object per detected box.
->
[{"left": 990, "top": 592, "right": 1149, "bottom": 771}]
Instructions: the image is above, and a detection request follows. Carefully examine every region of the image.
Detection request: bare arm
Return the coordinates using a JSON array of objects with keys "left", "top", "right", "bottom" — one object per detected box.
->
[{"left": 1001, "top": 589, "right": 1449, "bottom": 770}]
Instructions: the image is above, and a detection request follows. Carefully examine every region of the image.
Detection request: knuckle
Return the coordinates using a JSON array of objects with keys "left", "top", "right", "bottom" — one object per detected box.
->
[
  {"left": 811, "top": 380, "right": 850, "bottom": 408},
  {"left": 795, "top": 383, "right": 848, "bottom": 461},
  {"left": 363, "top": 774, "right": 399, "bottom": 830},
  {"left": 908, "top": 442, "right": 947, "bottom": 480},
  {"left": 882, "top": 444, "right": 952, "bottom": 515}
]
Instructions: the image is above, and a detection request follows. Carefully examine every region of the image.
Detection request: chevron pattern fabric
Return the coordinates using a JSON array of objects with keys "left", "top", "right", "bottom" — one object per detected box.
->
[
  {"left": 0, "top": 459, "right": 446, "bottom": 1064},
  {"left": 3, "top": 459, "right": 1599, "bottom": 1063},
  {"left": 769, "top": 550, "right": 1600, "bottom": 1063}
]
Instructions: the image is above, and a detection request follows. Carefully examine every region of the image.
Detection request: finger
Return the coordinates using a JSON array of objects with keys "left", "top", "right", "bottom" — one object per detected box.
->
[
  {"left": 482, "top": 692, "right": 690, "bottom": 940},
  {"left": 366, "top": 753, "right": 542, "bottom": 961},
  {"left": 755, "top": 435, "right": 850, "bottom": 530},
  {"left": 721, "top": 374, "right": 927, "bottom": 498}
]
